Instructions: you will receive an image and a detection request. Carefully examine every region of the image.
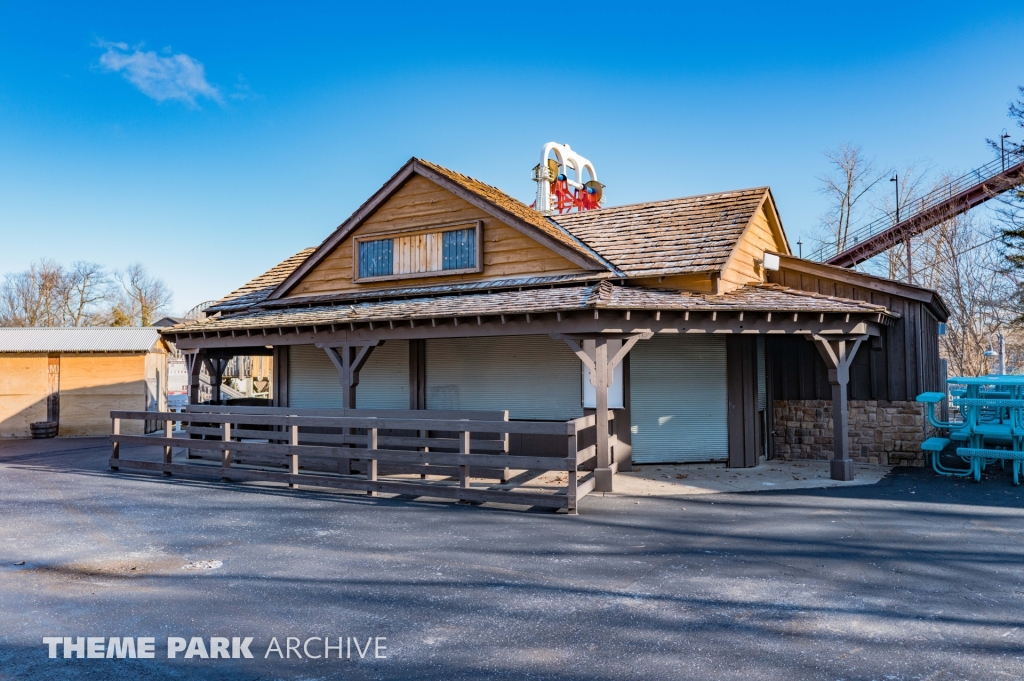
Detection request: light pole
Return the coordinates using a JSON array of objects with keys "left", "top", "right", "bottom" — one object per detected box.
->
[
  {"left": 891, "top": 173, "right": 910, "bottom": 284},
  {"left": 1002, "top": 130, "right": 1011, "bottom": 171},
  {"left": 983, "top": 333, "right": 1005, "bottom": 375},
  {"left": 797, "top": 239, "right": 803, "bottom": 259}
]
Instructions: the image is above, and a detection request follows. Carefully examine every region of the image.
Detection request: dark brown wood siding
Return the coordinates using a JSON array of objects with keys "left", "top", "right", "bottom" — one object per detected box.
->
[
  {"left": 726, "top": 336, "right": 760, "bottom": 467},
  {"left": 767, "top": 266, "right": 943, "bottom": 402}
]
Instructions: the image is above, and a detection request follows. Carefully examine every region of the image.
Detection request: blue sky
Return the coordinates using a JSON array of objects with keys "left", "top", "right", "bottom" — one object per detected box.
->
[{"left": 1, "top": 2, "right": 1022, "bottom": 313}]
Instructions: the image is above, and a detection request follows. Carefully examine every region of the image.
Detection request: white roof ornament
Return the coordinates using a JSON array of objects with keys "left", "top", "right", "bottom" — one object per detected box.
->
[{"left": 532, "top": 142, "right": 604, "bottom": 215}]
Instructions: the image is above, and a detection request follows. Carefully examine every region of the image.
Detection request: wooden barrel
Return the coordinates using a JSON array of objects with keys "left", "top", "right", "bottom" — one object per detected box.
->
[{"left": 30, "top": 421, "right": 58, "bottom": 439}]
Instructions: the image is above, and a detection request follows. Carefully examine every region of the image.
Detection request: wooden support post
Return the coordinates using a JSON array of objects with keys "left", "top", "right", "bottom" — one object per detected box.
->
[
  {"left": 593, "top": 338, "right": 612, "bottom": 491},
  {"left": 111, "top": 417, "right": 120, "bottom": 470},
  {"left": 321, "top": 342, "right": 382, "bottom": 477},
  {"left": 221, "top": 421, "right": 232, "bottom": 481},
  {"left": 186, "top": 349, "right": 206, "bottom": 405},
  {"left": 808, "top": 334, "right": 867, "bottom": 482},
  {"left": 555, "top": 332, "right": 650, "bottom": 493},
  {"left": 366, "top": 426, "right": 378, "bottom": 496},
  {"left": 566, "top": 424, "right": 578, "bottom": 515},
  {"left": 163, "top": 419, "right": 173, "bottom": 475},
  {"left": 289, "top": 424, "right": 299, "bottom": 489},
  {"left": 203, "top": 357, "right": 228, "bottom": 404},
  {"left": 321, "top": 342, "right": 381, "bottom": 410}
]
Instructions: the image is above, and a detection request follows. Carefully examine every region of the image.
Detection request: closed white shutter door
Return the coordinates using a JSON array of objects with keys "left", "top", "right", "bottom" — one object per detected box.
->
[
  {"left": 426, "top": 335, "right": 582, "bottom": 420},
  {"left": 630, "top": 335, "right": 728, "bottom": 463},
  {"left": 288, "top": 342, "right": 409, "bottom": 409}
]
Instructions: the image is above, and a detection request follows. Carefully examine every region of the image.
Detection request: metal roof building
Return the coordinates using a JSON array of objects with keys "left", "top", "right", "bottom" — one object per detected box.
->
[
  {"left": 0, "top": 327, "right": 162, "bottom": 353},
  {"left": 0, "top": 327, "right": 166, "bottom": 438}
]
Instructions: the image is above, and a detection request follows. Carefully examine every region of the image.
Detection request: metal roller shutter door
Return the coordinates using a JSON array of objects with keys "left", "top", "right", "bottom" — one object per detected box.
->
[
  {"left": 425, "top": 335, "right": 582, "bottom": 420},
  {"left": 287, "top": 341, "right": 409, "bottom": 409},
  {"left": 630, "top": 335, "right": 728, "bottom": 463}
]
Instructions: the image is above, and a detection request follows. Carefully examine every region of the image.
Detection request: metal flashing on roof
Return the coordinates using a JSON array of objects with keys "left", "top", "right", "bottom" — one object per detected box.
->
[
  {"left": 254, "top": 272, "right": 618, "bottom": 310},
  {"left": 0, "top": 327, "right": 162, "bottom": 353},
  {"left": 166, "top": 283, "right": 897, "bottom": 336}
]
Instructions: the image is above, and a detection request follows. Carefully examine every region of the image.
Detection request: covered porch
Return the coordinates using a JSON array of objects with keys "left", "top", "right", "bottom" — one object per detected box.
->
[{"left": 164, "top": 280, "right": 894, "bottom": 493}]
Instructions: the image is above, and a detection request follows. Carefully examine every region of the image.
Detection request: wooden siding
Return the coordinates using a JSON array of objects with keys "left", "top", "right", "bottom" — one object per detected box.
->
[
  {"left": 726, "top": 336, "right": 760, "bottom": 467},
  {"left": 631, "top": 273, "right": 717, "bottom": 294},
  {"left": 767, "top": 265, "right": 943, "bottom": 402},
  {"left": 0, "top": 354, "right": 48, "bottom": 437},
  {"left": 290, "top": 176, "right": 586, "bottom": 296},
  {"left": 59, "top": 353, "right": 148, "bottom": 436},
  {"left": 720, "top": 203, "right": 786, "bottom": 292}
]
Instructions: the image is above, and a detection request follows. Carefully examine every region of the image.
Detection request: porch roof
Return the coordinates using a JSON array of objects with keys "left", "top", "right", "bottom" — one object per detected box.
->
[{"left": 165, "top": 281, "right": 896, "bottom": 336}]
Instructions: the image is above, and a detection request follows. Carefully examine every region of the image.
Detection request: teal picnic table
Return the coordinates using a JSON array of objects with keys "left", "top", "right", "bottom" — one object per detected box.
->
[{"left": 917, "top": 375, "right": 1024, "bottom": 484}]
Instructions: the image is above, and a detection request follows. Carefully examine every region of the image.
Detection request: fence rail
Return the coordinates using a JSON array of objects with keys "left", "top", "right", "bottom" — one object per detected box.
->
[{"left": 109, "top": 407, "right": 609, "bottom": 513}]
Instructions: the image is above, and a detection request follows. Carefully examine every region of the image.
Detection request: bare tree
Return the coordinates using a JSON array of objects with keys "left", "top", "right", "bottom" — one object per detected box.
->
[
  {"left": 814, "top": 144, "right": 888, "bottom": 255},
  {"left": 111, "top": 263, "right": 172, "bottom": 327},
  {"left": 913, "top": 211, "right": 1019, "bottom": 375},
  {"left": 61, "top": 261, "right": 110, "bottom": 326},
  {"left": 0, "top": 259, "right": 173, "bottom": 327},
  {"left": 994, "top": 86, "right": 1024, "bottom": 276},
  {"left": 872, "top": 163, "right": 929, "bottom": 281},
  {"left": 0, "top": 260, "right": 66, "bottom": 326}
]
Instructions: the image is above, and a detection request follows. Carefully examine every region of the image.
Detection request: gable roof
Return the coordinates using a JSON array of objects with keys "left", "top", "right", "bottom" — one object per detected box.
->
[
  {"left": 267, "top": 158, "right": 615, "bottom": 300},
  {"left": 206, "top": 248, "right": 317, "bottom": 314},
  {"left": 553, "top": 187, "right": 775, "bottom": 277},
  {"left": 0, "top": 327, "right": 161, "bottom": 353}
]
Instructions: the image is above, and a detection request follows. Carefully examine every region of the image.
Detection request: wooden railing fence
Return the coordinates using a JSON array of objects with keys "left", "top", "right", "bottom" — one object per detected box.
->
[{"left": 108, "top": 406, "right": 611, "bottom": 513}]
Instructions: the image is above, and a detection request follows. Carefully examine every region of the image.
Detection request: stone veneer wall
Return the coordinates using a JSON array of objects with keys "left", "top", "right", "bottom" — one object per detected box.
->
[{"left": 773, "top": 400, "right": 934, "bottom": 466}]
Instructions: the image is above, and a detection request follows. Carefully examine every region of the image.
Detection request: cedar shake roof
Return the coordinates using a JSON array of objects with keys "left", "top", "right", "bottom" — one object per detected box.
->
[
  {"left": 182, "top": 161, "right": 930, "bottom": 341},
  {"left": 168, "top": 282, "right": 895, "bottom": 335},
  {"left": 553, "top": 188, "right": 770, "bottom": 277},
  {"left": 205, "top": 248, "right": 317, "bottom": 313}
]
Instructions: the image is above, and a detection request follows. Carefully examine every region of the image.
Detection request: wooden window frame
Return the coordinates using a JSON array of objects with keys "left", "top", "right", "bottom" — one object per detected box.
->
[{"left": 352, "top": 220, "right": 484, "bottom": 283}]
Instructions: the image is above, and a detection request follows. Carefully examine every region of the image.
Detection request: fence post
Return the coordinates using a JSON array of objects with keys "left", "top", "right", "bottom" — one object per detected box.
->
[
  {"left": 163, "top": 419, "right": 173, "bottom": 475},
  {"left": 289, "top": 424, "right": 299, "bottom": 489},
  {"left": 419, "top": 428, "right": 429, "bottom": 479},
  {"left": 459, "top": 428, "right": 471, "bottom": 493},
  {"left": 567, "top": 421, "right": 578, "bottom": 515},
  {"left": 221, "top": 421, "right": 232, "bottom": 481},
  {"left": 367, "top": 425, "right": 378, "bottom": 497},
  {"left": 110, "top": 417, "right": 120, "bottom": 470},
  {"left": 500, "top": 412, "right": 510, "bottom": 483}
]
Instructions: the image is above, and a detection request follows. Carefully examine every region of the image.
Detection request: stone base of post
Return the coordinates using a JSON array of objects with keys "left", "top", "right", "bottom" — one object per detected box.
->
[
  {"left": 830, "top": 458, "right": 854, "bottom": 481},
  {"left": 595, "top": 467, "right": 614, "bottom": 492}
]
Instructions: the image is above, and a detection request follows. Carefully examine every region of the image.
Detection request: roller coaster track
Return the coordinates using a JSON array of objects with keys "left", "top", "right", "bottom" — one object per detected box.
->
[{"left": 807, "top": 149, "right": 1024, "bottom": 268}]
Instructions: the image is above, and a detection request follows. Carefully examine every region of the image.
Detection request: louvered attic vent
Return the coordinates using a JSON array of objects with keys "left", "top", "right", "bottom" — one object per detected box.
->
[{"left": 354, "top": 221, "right": 482, "bottom": 283}]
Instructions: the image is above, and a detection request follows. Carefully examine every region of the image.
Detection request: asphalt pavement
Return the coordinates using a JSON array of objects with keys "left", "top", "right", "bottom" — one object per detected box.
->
[{"left": 1, "top": 437, "right": 1022, "bottom": 680}]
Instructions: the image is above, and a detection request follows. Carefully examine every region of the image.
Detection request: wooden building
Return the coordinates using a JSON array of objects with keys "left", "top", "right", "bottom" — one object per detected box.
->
[
  {"left": 162, "top": 158, "right": 947, "bottom": 487},
  {"left": 0, "top": 327, "right": 167, "bottom": 437}
]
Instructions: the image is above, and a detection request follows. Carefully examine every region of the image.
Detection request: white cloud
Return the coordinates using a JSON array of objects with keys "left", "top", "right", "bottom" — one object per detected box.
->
[{"left": 97, "top": 40, "right": 221, "bottom": 106}]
